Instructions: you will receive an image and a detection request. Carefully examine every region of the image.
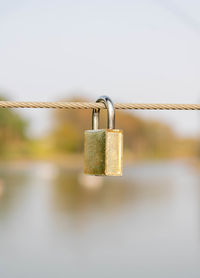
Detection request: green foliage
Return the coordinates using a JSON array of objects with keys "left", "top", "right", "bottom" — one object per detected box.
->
[
  {"left": 0, "top": 96, "right": 28, "bottom": 157},
  {"left": 0, "top": 94, "right": 196, "bottom": 161},
  {"left": 52, "top": 123, "right": 82, "bottom": 153},
  {"left": 49, "top": 97, "right": 196, "bottom": 159}
]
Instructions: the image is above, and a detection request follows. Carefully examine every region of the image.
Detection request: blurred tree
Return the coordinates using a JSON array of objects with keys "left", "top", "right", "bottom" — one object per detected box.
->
[
  {"left": 50, "top": 97, "right": 91, "bottom": 153},
  {"left": 0, "top": 96, "right": 28, "bottom": 157},
  {"left": 49, "top": 96, "right": 193, "bottom": 159}
]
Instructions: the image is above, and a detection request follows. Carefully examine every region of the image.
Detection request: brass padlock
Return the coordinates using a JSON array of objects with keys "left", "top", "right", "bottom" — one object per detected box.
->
[{"left": 84, "top": 96, "right": 123, "bottom": 176}]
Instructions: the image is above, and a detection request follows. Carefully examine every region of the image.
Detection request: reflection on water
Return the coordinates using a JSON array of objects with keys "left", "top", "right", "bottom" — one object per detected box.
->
[{"left": 0, "top": 160, "right": 200, "bottom": 278}]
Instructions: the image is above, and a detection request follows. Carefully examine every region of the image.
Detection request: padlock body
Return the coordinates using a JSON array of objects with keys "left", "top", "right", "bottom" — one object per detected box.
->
[{"left": 84, "top": 129, "right": 123, "bottom": 176}]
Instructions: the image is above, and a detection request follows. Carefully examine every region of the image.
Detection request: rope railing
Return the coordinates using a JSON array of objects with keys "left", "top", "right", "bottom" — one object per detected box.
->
[{"left": 0, "top": 101, "right": 199, "bottom": 110}]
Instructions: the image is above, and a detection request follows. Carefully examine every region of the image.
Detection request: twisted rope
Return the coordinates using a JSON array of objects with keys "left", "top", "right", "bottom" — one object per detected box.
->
[{"left": 0, "top": 101, "right": 199, "bottom": 110}]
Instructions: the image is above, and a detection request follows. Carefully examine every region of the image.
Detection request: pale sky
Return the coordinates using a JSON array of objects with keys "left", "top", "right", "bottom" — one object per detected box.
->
[{"left": 0, "top": 0, "right": 200, "bottom": 137}]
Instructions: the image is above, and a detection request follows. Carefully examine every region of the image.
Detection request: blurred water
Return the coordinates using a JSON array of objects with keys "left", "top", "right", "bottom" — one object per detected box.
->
[{"left": 0, "top": 160, "right": 200, "bottom": 278}]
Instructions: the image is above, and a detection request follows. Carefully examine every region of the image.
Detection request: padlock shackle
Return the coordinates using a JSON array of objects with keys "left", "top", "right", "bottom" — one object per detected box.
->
[{"left": 92, "top": 96, "right": 115, "bottom": 130}]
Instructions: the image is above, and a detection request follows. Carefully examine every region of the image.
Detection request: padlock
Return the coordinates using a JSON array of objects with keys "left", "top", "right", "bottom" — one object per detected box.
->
[{"left": 84, "top": 96, "right": 123, "bottom": 176}]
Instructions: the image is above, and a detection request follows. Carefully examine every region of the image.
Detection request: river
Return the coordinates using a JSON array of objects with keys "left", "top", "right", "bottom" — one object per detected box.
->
[{"left": 0, "top": 160, "right": 199, "bottom": 277}]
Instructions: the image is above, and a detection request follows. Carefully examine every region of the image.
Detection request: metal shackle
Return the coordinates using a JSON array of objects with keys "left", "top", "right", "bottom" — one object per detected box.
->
[{"left": 92, "top": 96, "right": 115, "bottom": 130}]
